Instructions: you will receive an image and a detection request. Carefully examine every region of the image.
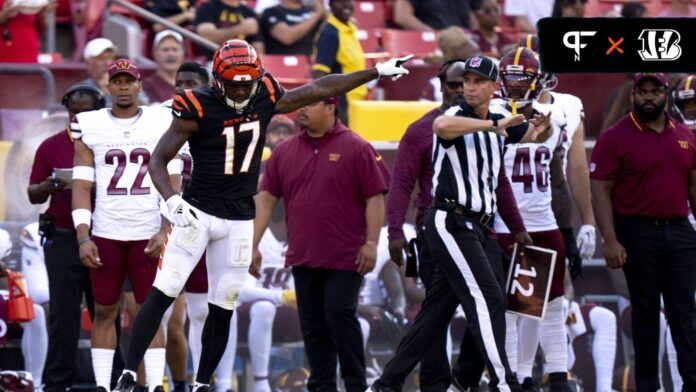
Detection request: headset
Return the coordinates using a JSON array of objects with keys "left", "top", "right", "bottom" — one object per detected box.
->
[{"left": 61, "top": 83, "right": 106, "bottom": 110}]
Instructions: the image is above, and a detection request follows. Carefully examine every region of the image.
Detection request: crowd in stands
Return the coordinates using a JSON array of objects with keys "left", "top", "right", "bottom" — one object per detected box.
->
[
  {"left": 2, "top": 0, "right": 692, "bottom": 65},
  {"left": 0, "top": 0, "right": 691, "bottom": 120}
]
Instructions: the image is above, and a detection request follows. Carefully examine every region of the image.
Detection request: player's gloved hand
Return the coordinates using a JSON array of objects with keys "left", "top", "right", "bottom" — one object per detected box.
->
[
  {"left": 376, "top": 54, "right": 414, "bottom": 81},
  {"left": 576, "top": 224, "right": 596, "bottom": 260},
  {"left": 166, "top": 194, "right": 198, "bottom": 228},
  {"left": 561, "top": 227, "right": 583, "bottom": 280}
]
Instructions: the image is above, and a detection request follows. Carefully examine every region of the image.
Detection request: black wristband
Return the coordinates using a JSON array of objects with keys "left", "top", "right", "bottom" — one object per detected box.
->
[
  {"left": 77, "top": 237, "right": 92, "bottom": 246},
  {"left": 492, "top": 117, "right": 499, "bottom": 128}
]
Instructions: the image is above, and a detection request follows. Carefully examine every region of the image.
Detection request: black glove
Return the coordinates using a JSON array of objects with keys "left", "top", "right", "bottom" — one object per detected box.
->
[{"left": 560, "top": 227, "right": 583, "bottom": 280}]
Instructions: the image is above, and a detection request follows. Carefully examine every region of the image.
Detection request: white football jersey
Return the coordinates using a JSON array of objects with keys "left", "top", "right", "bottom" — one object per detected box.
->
[
  {"left": 72, "top": 106, "right": 178, "bottom": 241},
  {"left": 256, "top": 228, "right": 292, "bottom": 290},
  {"left": 490, "top": 99, "right": 562, "bottom": 233},
  {"left": 360, "top": 224, "right": 417, "bottom": 306},
  {"left": 543, "top": 92, "right": 584, "bottom": 176}
]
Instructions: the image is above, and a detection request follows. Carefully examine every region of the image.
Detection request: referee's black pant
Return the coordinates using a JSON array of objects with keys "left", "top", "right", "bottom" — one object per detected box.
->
[
  {"left": 375, "top": 209, "right": 520, "bottom": 392},
  {"left": 292, "top": 266, "right": 366, "bottom": 392},
  {"left": 615, "top": 215, "right": 696, "bottom": 392},
  {"left": 416, "top": 229, "right": 507, "bottom": 391}
]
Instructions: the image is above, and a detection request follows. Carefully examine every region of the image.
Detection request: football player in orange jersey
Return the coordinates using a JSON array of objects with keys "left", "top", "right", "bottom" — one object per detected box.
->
[{"left": 116, "top": 40, "right": 412, "bottom": 392}]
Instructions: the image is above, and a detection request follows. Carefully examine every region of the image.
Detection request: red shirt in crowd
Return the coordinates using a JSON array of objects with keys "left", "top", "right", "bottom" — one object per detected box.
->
[
  {"left": 590, "top": 112, "right": 696, "bottom": 219},
  {"left": 29, "top": 129, "right": 75, "bottom": 229},
  {"left": 142, "top": 73, "right": 175, "bottom": 104},
  {"left": 0, "top": 0, "right": 40, "bottom": 63},
  {"left": 260, "top": 120, "right": 390, "bottom": 271},
  {"left": 387, "top": 108, "right": 526, "bottom": 242}
]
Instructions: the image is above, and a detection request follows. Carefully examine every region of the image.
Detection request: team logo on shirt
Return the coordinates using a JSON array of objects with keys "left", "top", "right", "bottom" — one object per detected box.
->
[
  {"left": 329, "top": 153, "right": 341, "bottom": 162},
  {"left": 589, "top": 162, "right": 597, "bottom": 173},
  {"left": 679, "top": 140, "right": 689, "bottom": 149}
]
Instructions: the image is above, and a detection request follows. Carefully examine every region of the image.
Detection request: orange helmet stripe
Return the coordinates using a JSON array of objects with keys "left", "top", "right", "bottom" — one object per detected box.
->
[
  {"left": 526, "top": 35, "right": 533, "bottom": 49},
  {"left": 685, "top": 75, "right": 693, "bottom": 91},
  {"left": 185, "top": 90, "right": 203, "bottom": 118}
]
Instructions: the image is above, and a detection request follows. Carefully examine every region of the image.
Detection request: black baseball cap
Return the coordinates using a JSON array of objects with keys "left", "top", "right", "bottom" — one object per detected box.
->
[{"left": 463, "top": 56, "right": 498, "bottom": 82}]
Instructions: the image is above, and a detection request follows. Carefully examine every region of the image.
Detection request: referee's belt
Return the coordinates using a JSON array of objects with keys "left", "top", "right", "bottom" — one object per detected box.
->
[{"left": 434, "top": 198, "right": 493, "bottom": 226}]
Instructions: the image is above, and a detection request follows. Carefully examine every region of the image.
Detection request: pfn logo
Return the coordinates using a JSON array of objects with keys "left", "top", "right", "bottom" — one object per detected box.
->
[
  {"left": 563, "top": 31, "right": 597, "bottom": 62},
  {"left": 638, "top": 29, "right": 682, "bottom": 61}
]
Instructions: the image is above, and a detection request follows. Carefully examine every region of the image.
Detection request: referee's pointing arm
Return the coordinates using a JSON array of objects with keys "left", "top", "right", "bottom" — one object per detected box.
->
[{"left": 433, "top": 112, "right": 526, "bottom": 139}]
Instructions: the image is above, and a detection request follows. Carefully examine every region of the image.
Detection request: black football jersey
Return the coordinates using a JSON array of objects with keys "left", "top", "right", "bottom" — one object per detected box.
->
[{"left": 172, "top": 74, "right": 286, "bottom": 219}]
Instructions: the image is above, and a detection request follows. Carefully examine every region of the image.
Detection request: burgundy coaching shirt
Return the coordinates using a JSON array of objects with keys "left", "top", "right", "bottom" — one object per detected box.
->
[
  {"left": 29, "top": 129, "right": 75, "bottom": 229},
  {"left": 590, "top": 112, "right": 696, "bottom": 219},
  {"left": 260, "top": 120, "right": 391, "bottom": 271}
]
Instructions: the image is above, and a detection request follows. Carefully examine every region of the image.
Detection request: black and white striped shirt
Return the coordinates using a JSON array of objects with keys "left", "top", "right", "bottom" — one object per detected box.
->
[{"left": 432, "top": 101, "right": 528, "bottom": 215}]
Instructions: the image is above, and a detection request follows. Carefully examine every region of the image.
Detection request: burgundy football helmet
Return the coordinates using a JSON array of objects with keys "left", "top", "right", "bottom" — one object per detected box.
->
[
  {"left": 672, "top": 74, "right": 696, "bottom": 130},
  {"left": 499, "top": 47, "right": 543, "bottom": 107},
  {"left": 516, "top": 34, "right": 557, "bottom": 91}
]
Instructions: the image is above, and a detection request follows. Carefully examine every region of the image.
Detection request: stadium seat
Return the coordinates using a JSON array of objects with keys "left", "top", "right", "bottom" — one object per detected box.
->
[
  {"left": 379, "top": 29, "right": 438, "bottom": 58},
  {"left": 378, "top": 62, "right": 437, "bottom": 100},
  {"left": 0, "top": 66, "right": 56, "bottom": 110},
  {"left": 356, "top": 28, "right": 382, "bottom": 54},
  {"left": 260, "top": 55, "right": 311, "bottom": 89},
  {"left": 354, "top": 1, "right": 387, "bottom": 29}
]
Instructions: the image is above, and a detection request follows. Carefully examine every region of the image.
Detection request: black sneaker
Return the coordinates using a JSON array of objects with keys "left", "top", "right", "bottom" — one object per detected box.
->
[
  {"left": 548, "top": 372, "right": 572, "bottom": 392},
  {"left": 189, "top": 385, "right": 210, "bottom": 392},
  {"left": 521, "top": 377, "right": 537, "bottom": 392},
  {"left": 113, "top": 373, "right": 137, "bottom": 392},
  {"left": 153, "top": 387, "right": 164, "bottom": 392},
  {"left": 95, "top": 388, "right": 108, "bottom": 392}
]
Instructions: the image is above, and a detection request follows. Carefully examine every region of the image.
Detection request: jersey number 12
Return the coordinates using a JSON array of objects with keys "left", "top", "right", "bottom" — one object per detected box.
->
[{"left": 223, "top": 121, "right": 260, "bottom": 175}]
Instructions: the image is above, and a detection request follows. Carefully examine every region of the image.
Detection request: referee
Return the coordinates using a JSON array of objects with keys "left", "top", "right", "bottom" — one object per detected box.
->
[{"left": 371, "top": 56, "right": 548, "bottom": 392}]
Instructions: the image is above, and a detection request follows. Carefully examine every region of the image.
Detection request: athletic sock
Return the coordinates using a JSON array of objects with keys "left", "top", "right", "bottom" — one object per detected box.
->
[
  {"left": 195, "top": 304, "right": 234, "bottom": 384},
  {"left": 91, "top": 348, "right": 115, "bottom": 390},
  {"left": 144, "top": 348, "right": 166, "bottom": 391}
]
